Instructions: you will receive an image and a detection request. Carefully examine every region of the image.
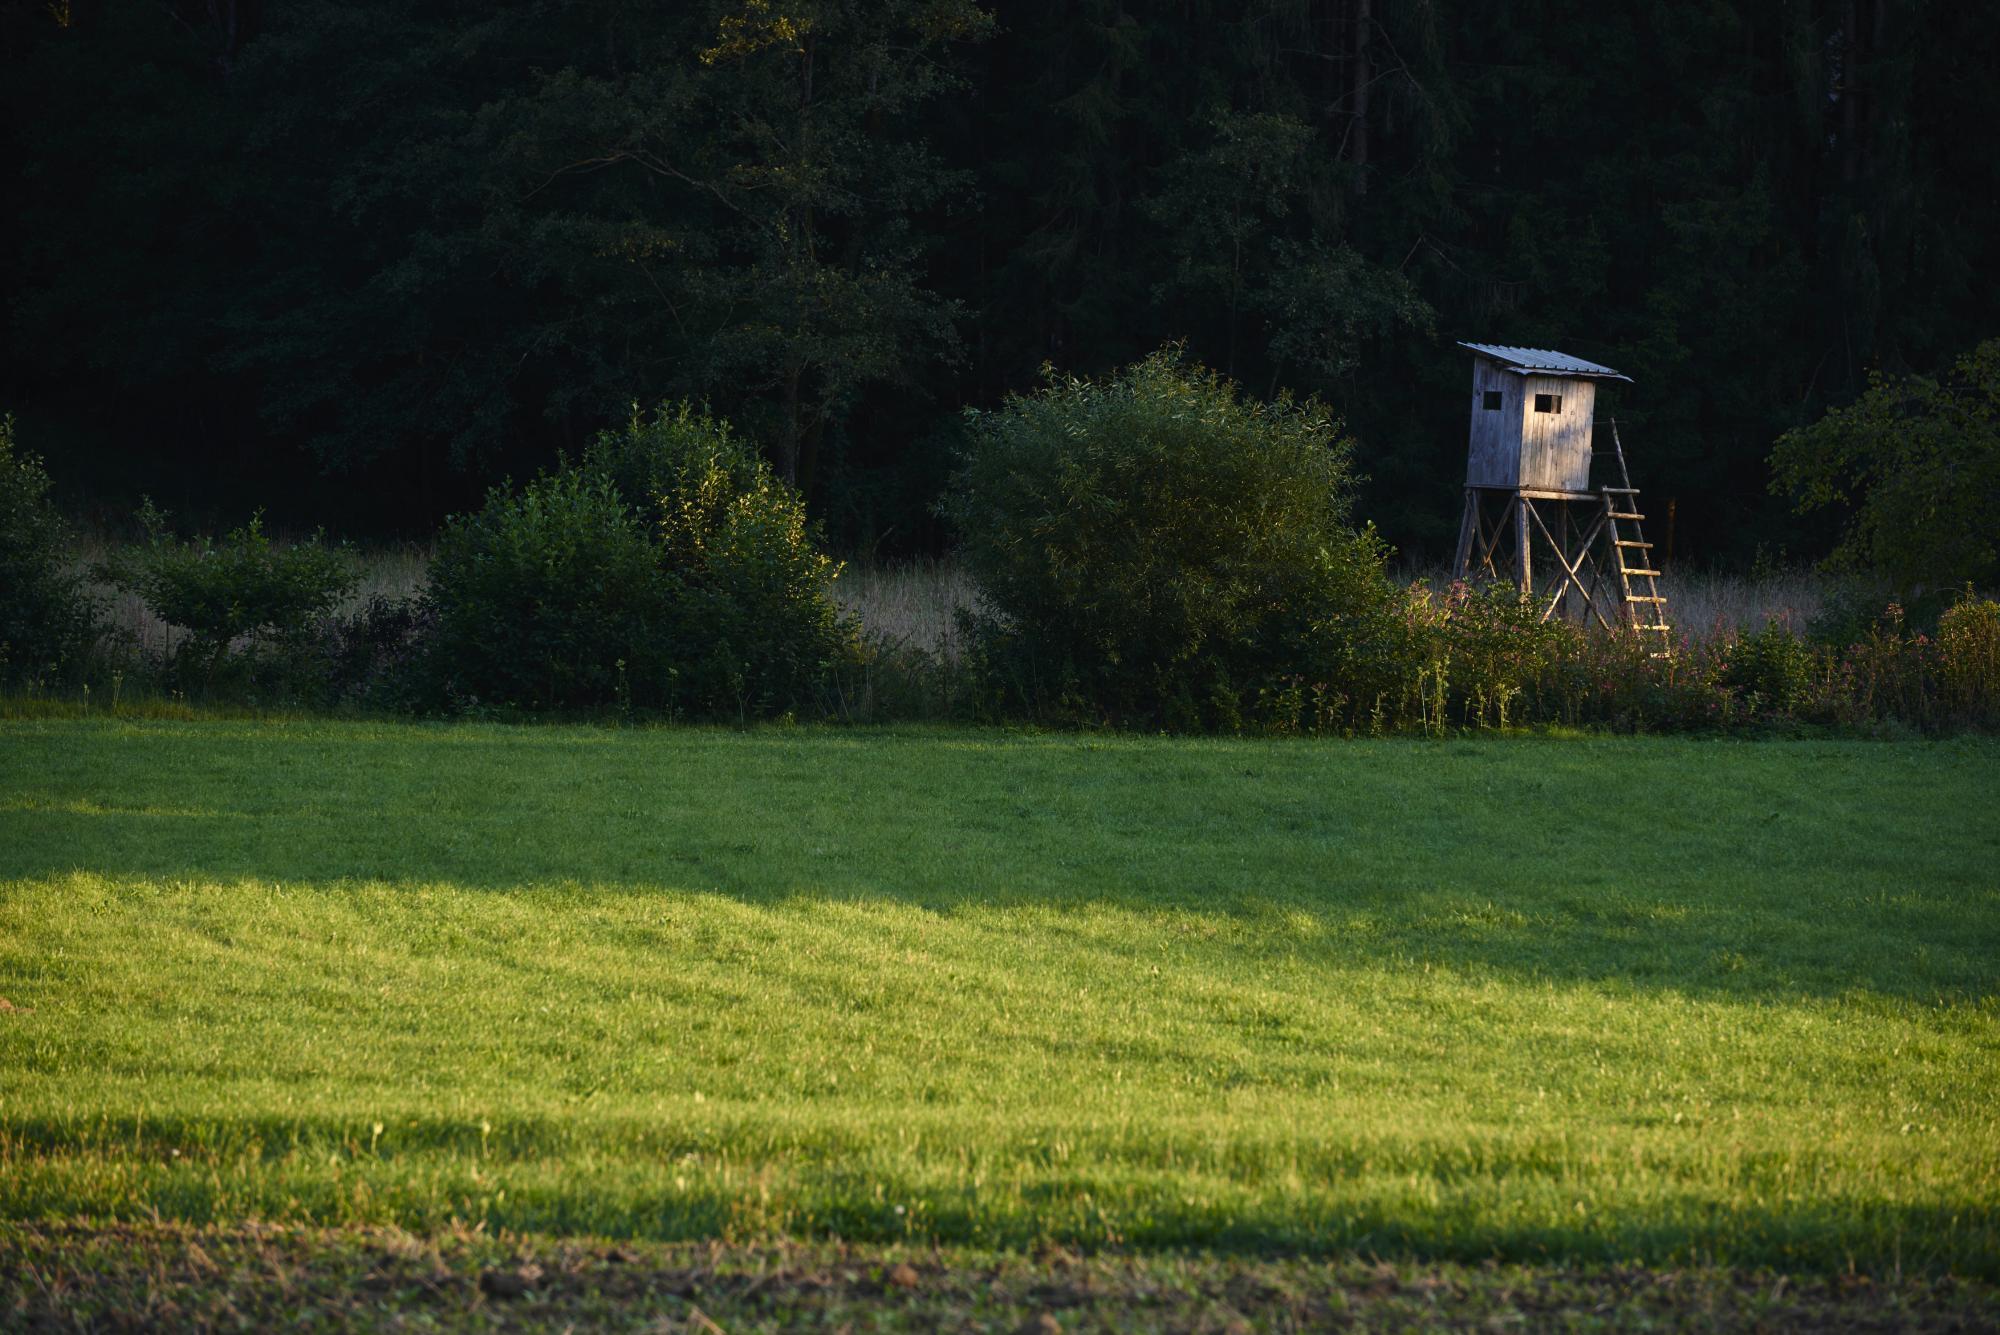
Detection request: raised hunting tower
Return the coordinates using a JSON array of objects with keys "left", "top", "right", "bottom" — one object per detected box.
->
[{"left": 1450, "top": 342, "right": 1671, "bottom": 651}]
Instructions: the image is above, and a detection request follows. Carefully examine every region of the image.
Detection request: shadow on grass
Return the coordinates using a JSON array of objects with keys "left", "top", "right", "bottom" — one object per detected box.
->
[
  {"left": 3, "top": 722, "right": 1997, "bottom": 1004},
  {"left": 3, "top": 1114, "right": 1995, "bottom": 1279},
  {"left": 5, "top": 725, "right": 1998, "bottom": 1279}
]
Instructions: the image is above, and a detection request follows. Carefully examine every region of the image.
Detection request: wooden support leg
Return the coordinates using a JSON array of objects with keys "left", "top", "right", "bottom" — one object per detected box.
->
[
  {"left": 1515, "top": 496, "right": 1531, "bottom": 595},
  {"left": 1559, "top": 501, "right": 1571, "bottom": 620},
  {"left": 1452, "top": 488, "right": 1476, "bottom": 579}
]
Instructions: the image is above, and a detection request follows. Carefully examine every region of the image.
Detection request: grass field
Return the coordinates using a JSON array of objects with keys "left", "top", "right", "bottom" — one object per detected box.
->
[{"left": 2, "top": 721, "right": 1997, "bottom": 1324}]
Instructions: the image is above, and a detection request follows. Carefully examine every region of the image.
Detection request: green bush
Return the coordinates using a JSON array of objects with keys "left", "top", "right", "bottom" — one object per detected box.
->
[
  {"left": 585, "top": 401, "right": 763, "bottom": 517},
  {"left": 594, "top": 402, "right": 855, "bottom": 718},
  {"left": 1771, "top": 338, "right": 2000, "bottom": 594},
  {"left": 1421, "top": 583, "right": 1577, "bottom": 732},
  {"left": 422, "top": 405, "right": 854, "bottom": 718},
  {"left": 421, "top": 469, "right": 673, "bottom": 713},
  {"left": 0, "top": 415, "right": 99, "bottom": 686},
  {"left": 943, "top": 349, "right": 1399, "bottom": 730},
  {"left": 99, "top": 502, "right": 355, "bottom": 694},
  {"left": 1721, "top": 620, "right": 1819, "bottom": 718},
  {"left": 659, "top": 460, "right": 855, "bottom": 718}
]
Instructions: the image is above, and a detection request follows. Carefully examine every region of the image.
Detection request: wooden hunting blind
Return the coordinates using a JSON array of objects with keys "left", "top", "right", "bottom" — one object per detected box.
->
[{"left": 1450, "top": 342, "right": 1671, "bottom": 651}]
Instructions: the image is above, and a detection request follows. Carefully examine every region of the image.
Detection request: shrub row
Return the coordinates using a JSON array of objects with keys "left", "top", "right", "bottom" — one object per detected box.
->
[
  {"left": 3, "top": 405, "right": 855, "bottom": 720},
  {"left": 4, "top": 358, "right": 1998, "bottom": 733},
  {"left": 1351, "top": 584, "right": 2000, "bottom": 736},
  {"left": 944, "top": 351, "right": 2000, "bottom": 735}
]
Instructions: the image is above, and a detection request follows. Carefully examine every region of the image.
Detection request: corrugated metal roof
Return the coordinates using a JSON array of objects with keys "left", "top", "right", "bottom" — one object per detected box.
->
[{"left": 1457, "top": 341, "right": 1633, "bottom": 382}]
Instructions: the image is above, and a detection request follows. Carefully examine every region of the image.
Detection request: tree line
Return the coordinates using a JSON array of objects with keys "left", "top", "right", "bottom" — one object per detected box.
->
[{"left": 3, "top": 0, "right": 1995, "bottom": 563}]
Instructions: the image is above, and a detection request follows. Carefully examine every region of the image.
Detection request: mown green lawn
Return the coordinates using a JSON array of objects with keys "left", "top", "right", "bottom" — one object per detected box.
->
[{"left": 1, "top": 721, "right": 1996, "bottom": 1280}]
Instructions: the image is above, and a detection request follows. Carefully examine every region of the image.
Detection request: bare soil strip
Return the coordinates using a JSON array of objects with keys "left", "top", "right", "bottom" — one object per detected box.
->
[{"left": 5, "top": 1224, "right": 1994, "bottom": 1333}]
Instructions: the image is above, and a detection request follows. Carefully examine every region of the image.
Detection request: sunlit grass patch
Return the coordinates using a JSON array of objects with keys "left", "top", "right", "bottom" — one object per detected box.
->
[{"left": 0, "top": 721, "right": 1995, "bottom": 1277}]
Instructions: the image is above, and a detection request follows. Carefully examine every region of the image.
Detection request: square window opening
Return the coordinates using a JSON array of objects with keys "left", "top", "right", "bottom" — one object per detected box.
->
[
  {"left": 1481, "top": 390, "right": 1503, "bottom": 410},
  {"left": 1534, "top": 393, "right": 1563, "bottom": 414}
]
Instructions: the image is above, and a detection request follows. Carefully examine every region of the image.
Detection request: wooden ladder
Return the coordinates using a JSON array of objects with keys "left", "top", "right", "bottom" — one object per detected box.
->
[{"left": 1600, "top": 419, "right": 1672, "bottom": 656}]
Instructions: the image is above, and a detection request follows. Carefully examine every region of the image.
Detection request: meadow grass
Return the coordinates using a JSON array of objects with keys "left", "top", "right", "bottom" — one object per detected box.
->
[{"left": 0, "top": 721, "right": 1995, "bottom": 1281}]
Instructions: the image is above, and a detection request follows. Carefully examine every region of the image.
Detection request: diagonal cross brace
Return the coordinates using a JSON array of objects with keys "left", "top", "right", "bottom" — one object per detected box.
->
[{"left": 1524, "top": 500, "right": 1616, "bottom": 631}]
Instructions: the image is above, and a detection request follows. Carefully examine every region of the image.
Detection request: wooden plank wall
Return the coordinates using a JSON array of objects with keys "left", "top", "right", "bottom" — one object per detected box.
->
[
  {"left": 1465, "top": 358, "right": 1520, "bottom": 487},
  {"left": 1518, "top": 375, "right": 1595, "bottom": 491}
]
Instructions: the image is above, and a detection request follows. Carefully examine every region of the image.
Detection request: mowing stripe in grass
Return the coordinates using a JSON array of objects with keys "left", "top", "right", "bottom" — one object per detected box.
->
[{"left": 1, "top": 722, "right": 1995, "bottom": 1274}]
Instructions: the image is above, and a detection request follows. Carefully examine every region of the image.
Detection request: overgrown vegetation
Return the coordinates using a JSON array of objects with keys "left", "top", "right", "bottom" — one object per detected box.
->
[
  {"left": 945, "top": 350, "right": 1402, "bottom": 730},
  {"left": 928, "top": 352, "right": 2000, "bottom": 736},
  {"left": 8, "top": 366, "right": 1998, "bottom": 733},
  {"left": 0, "top": 415, "right": 99, "bottom": 687},
  {"left": 1772, "top": 338, "right": 2000, "bottom": 594},
  {"left": 419, "top": 405, "right": 855, "bottom": 718},
  {"left": 96, "top": 501, "right": 357, "bottom": 696}
]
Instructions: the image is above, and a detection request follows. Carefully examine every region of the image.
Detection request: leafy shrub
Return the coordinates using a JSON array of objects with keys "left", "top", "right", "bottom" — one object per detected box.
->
[
  {"left": 1772, "top": 338, "right": 2000, "bottom": 593},
  {"left": 421, "top": 469, "right": 673, "bottom": 712},
  {"left": 586, "top": 401, "right": 763, "bottom": 516},
  {"left": 594, "top": 402, "right": 854, "bottom": 717},
  {"left": 1937, "top": 591, "right": 2000, "bottom": 722},
  {"left": 943, "top": 348, "right": 1399, "bottom": 730},
  {"left": 423, "top": 404, "right": 854, "bottom": 717},
  {"left": 1721, "top": 620, "right": 1818, "bottom": 718},
  {"left": 0, "top": 414, "right": 99, "bottom": 685},
  {"left": 1422, "top": 583, "right": 1577, "bottom": 731},
  {"left": 100, "top": 502, "right": 355, "bottom": 693},
  {"left": 659, "top": 461, "right": 854, "bottom": 717}
]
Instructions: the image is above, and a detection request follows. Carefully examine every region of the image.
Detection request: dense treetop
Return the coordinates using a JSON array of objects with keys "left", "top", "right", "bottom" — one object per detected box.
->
[{"left": 4, "top": 1, "right": 1994, "bottom": 563}]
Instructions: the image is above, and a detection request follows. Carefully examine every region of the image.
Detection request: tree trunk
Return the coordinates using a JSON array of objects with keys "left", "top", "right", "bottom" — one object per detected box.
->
[
  {"left": 1840, "top": 0, "right": 1859, "bottom": 187},
  {"left": 1351, "top": 0, "right": 1371, "bottom": 193},
  {"left": 779, "top": 361, "right": 803, "bottom": 486}
]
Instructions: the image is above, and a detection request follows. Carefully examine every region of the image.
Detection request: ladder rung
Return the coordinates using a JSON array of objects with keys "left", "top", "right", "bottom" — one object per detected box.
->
[
  {"left": 1622, "top": 567, "right": 1661, "bottom": 576},
  {"left": 1602, "top": 486, "right": 1640, "bottom": 493},
  {"left": 1608, "top": 511, "right": 1644, "bottom": 519},
  {"left": 1614, "top": 539, "right": 1652, "bottom": 547},
  {"left": 1627, "top": 594, "right": 1666, "bottom": 602},
  {"left": 1635, "top": 623, "right": 1672, "bottom": 631}
]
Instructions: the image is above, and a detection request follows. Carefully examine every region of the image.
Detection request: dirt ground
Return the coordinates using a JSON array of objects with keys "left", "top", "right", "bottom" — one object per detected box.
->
[{"left": 5, "top": 1223, "right": 1995, "bottom": 1333}]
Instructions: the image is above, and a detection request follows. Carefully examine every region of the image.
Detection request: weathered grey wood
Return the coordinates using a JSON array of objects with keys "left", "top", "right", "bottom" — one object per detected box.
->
[
  {"left": 1453, "top": 351, "right": 1670, "bottom": 650},
  {"left": 1515, "top": 496, "right": 1530, "bottom": 589},
  {"left": 1465, "top": 359, "right": 1522, "bottom": 487},
  {"left": 1466, "top": 352, "right": 1600, "bottom": 493},
  {"left": 1517, "top": 374, "right": 1596, "bottom": 491},
  {"left": 1452, "top": 488, "right": 1477, "bottom": 577},
  {"left": 1525, "top": 498, "right": 1616, "bottom": 630}
]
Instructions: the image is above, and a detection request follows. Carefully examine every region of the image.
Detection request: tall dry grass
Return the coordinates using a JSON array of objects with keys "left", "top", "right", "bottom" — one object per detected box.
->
[
  {"left": 1663, "top": 566, "right": 1833, "bottom": 640},
  {"left": 832, "top": 558, "right": 984, "bottom": 659},
  {"left": 829, "top": 562, "right": 1843, "bottom": 651},
  {"left": 72, "top": 535, "right": 431, "bottom": 660},
  {"left": 1398, "top": 562, "right": 1836, "bottom": 643},
  {"left": 78, "top": 535, "right": 1838, "bottom": 663}
]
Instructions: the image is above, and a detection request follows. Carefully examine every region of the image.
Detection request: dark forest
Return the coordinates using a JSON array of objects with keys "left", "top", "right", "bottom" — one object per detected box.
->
[{"left": 5, "top": 0, "right": 1995, "bottom": 563}]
